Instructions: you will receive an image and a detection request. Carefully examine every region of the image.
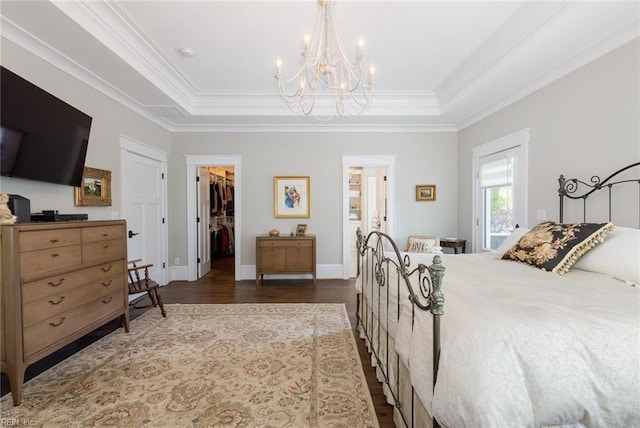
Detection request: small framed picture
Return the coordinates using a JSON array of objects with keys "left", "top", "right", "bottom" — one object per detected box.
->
[
  {"left": 296, "top": 224, "right": 308, "bottom": 236},
  {"left": 416, "top": 184, "right": 436, "bottom": 201},
  {"left": 274, "top": 176, "right": 310, "bottom": 218},
  {"left": 75, "top": 167, "right": 112, "bottom": 206}
]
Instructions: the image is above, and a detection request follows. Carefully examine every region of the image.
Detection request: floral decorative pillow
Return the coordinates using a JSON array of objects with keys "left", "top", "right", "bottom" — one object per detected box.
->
[{"left": 501, "top": 221, "right": 614, "bottom": 274}]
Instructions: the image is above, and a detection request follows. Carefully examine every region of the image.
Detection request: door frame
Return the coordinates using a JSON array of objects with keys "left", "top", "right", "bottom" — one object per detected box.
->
[
  {"left": 341, "top": 155, "right": 396, "bottom": 279},
  {"left": 119, "top": 136, "right": 169, "bottom": 286},
  {"left": 186, "top": 155, "right": 242, "bottom": 281}
]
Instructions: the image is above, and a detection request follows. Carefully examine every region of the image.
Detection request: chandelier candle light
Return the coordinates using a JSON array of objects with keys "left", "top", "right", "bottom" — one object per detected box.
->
[{"left": 275, "top": 0, "right": 375, "bottom": 120}]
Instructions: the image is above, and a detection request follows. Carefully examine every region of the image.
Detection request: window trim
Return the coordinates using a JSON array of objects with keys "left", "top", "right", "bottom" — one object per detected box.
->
[{"left": 471, "top": 129, "right": 529, "bottom": 253}]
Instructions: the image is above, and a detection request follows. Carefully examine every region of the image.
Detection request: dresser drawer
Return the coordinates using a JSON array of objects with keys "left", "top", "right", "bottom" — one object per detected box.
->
[
  {"left": 20, "top": 245, "right": 82, "bottom": 277},
  {"left": 22, "top": 273, "right": 123, "bottom": 328},
  {"left": 22, "top": 261, "right": 124, "bottom": 304},
  {"left": 258, "top": 239, "right": 312, "bottom": 248},
  {"left": 83, "top": 239, "right": 124, "bottom": 263},
  {"left": 82, "top": 225, "right": 124, "bottom": 243},
  {"left": 23, "top": 291, "right": 124, "bottom": 359},
  {"left": 19, "top": 229, "right": 81, "bottom": 252}
]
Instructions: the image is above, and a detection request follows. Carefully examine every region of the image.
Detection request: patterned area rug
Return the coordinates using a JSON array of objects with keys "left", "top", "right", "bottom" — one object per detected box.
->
[{"left": 1, "top": 304, "right": 379, "bottom": 427}]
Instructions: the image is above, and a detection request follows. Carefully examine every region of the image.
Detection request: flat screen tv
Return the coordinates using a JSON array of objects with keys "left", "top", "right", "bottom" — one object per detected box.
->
[{"left": 1, "top": 66, "right": 92, "bottom": 187}]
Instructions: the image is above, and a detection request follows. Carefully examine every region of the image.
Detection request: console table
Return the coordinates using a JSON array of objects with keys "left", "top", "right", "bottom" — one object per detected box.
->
[{"left": 256, "top": 235, "right": 316, "bottom": 285}]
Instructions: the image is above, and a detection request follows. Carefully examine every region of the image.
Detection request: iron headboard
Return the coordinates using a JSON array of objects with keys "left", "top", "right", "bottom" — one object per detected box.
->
[{"left": 558, "top": 162, "right": 640, "bottom": 225}]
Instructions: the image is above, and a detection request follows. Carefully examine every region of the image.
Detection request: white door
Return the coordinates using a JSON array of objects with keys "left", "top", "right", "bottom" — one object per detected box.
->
[
  {"left": 197, "top": 167, "right": 211, "bottom": 278},
  {"left": 122, "top": 148, "right": 166, "bottom": 284}
]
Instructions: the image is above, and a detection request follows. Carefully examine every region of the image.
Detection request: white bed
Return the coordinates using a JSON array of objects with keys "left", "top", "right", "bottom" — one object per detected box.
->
[{"left": 355, "top": 163, "right": 640, "bottom": 428}]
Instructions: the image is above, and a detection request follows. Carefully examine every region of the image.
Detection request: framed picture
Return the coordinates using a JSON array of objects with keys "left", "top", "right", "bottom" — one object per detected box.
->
[
  {"left": 415, "top": 184, "right": 436, "bottom": 201},
  {"left": 274, "top": 176, "right": 310, "bottom": 218},
  {"left": 75, "top": 167, "right": 112, "bottom": 206},
  {"left": 296, "top": 224, "right": 308, "bottom": 236}
]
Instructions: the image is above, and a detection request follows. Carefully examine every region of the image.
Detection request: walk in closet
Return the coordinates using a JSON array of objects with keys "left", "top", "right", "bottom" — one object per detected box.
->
[{"left": 208, "top": 167, "right": 235, "bottom": 261}]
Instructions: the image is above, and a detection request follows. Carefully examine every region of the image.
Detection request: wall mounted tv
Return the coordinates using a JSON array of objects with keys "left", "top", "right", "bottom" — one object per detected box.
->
[{"left": 1, "top": 66, "right": 92, "bottom": 187}]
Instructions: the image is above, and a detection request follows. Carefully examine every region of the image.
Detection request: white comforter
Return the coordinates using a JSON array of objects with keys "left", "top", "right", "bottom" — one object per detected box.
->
[{"left": 395, "top": 253, "right": 640, "bottom": 428}]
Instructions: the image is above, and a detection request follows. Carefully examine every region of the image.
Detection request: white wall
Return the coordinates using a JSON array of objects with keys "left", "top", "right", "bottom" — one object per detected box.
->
[
  {"left": 169, "top": 132, "right": 458, "bottom": 272},
  {"left": 458, "top": 38, "right": 640, "bottom": 247},
  {"left": 0, "top": 39, "right": 171, "bottom": 219}
]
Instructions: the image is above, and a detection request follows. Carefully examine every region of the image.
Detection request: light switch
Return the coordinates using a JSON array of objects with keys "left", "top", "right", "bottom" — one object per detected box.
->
[{"left": 536, "top": 209, "right": 546, "bottom": 220}]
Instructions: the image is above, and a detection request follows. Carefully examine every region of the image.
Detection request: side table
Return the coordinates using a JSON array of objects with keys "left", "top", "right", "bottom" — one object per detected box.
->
[{"left": 440, "top": 239, "right": 466, "bottom": 254}]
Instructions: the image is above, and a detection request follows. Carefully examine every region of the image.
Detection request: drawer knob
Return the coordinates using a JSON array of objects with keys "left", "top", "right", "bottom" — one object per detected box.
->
[
  {"left": 102, "top": 280, "right": 113, "bottom": 287},
  {"left": 49, "top": 317, "right": 66, "bottom": 327},
  {"left": 51, "top": 253, "right": 60, "bottom": 258},
  {"left": 103, "top": 244, "right": 109, "bottom": 249},
  {"left": 102, "top": 296, "right": 113, "bottom": 304},
  {"left": 102, "top": 233, "right": 109, "bottom": 237},
  {"left": 50, "top": 238, "right": 59, "bottom": 244},
  {"left": 48, "top": 296, "right": 65, "bottom": 305},
  {"left": 48, "top": 278, "right": 65, "bottom": 287},
  {"left": 101, "top": 265, "right": 113, "bottom": 272}
]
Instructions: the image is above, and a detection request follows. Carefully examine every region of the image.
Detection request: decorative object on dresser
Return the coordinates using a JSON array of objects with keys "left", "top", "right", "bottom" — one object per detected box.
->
[
  {"left": 0, "top": 193, "right": 17, "bottom": 225},
  {"left": 74, "top": 167, "right": 112, "bottom": 206},
  {"left": 268, "top": 228, "right": 280, "bottom": 237},
  {"left": 127, "top": 259, "right": 166, "bottom": 317},
  {"left": 273, "top": 176, "right": 310, "bottom": 218},
  {"left": 1, "top": 220, "right": 129, "bottom": 406},
  {"left": 295, "top": 223, "right": 307, "bottom": 236},
  {"left": 256, "top": 235, "right": 316, "bottom": 285},
  {"left": 415, "top": 184, "right": 436, "bottom": 201}
]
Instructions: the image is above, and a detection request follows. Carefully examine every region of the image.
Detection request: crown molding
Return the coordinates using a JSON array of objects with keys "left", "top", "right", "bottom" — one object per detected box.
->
[
  {"left": 51, "top": 0, "right": 194, "bottom": 110},
  {"left": 163, "top": 122, "right": 458, "bottom": 133},
  {"left": 436, "top": 1, "right": 569, "bottom": 109},
  {"left": 0, "top": 16, "right": 172, "bottom": 131},
  {"left": 457, "top": 24, "right": 640, "bottom": 131},
  {"left": 187, "top": 90, "right": 439, "bottom": 117}
]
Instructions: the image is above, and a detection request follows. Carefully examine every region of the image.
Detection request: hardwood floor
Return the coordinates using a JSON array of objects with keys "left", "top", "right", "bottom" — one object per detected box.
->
[{"left": 1, "top": 256, "right": 395, "bottom": 427}]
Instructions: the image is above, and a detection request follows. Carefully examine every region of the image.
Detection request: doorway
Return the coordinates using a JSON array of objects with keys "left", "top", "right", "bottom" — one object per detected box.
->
[
  {"left": 186, "top": 155, "right": 242, "bottom": 281},
  {"left": 342, "top": 155, "right": 395, "bottom": 279},
  {"left": 197, "top": 166, "right": 236, "bottom": 279}
]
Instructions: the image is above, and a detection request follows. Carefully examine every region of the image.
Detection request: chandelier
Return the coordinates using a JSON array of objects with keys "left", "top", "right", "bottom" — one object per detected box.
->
[{"left": 274, "top": 0, "right": 375, "bottom": 121}]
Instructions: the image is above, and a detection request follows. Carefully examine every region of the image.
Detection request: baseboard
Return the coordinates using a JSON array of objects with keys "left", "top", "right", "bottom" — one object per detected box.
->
[
  {"left": 168, "top": 265, "right": 189, "bottom": 282},
  {"left": 240, "top": 264, "right": 345, "bottom": 281},
  {"left": 170, "top": 264, "right": 347, "bottom": 282}
]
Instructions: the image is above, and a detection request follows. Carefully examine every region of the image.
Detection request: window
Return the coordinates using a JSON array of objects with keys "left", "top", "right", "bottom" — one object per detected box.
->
[{"left": 472, "top": 130, "right": 529, "bottom": 252}]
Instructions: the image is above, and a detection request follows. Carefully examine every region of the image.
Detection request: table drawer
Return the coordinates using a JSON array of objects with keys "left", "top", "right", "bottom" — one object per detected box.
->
[
  {"left": 22, "top": 261, "right": 124, "bottom": 304},
  {"left": 20, "top": 245, "right": 82, "bottom": 277},
  {"left": 22, "top": 273, "right": 123, "bottom": 328},
  {"left": 82, "top": 225, "right": 124, "bottom": 243},
  {"left": 258, "top": 239, "right": 312, "bottom": 248},
  {"left": 19, "top": 229, "right": 81, "bottom": 252},
  {"left": 83, "top": 239, "right": 124, "bottom": 263},
  {"left": 23, "top": 291, "right": 123, "bottom": 359}
]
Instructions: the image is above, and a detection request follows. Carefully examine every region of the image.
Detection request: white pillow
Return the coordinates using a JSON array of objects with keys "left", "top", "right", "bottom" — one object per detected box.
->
[
  {"left": 573, "top": 226, "right": 640, "bottom": 285},
  {"left": 495, "top": 227, "right": 530, "bottom": 257},
  {"left": 406, "top": 236, "right": 441, "bottom": 253}
]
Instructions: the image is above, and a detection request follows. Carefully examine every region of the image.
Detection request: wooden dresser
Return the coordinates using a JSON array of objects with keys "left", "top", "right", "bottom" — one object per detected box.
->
[
  {"left": 256, "top": 235, "right": 316, "bottom": 285},
  {"left": 0, "top": 220, "right": 129, "bottom": 405}
]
